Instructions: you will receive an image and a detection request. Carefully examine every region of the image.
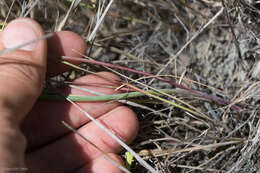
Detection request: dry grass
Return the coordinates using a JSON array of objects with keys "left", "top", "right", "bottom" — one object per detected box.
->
[{"left": 1, "top": 0, "right": 259, "bottom": 172}]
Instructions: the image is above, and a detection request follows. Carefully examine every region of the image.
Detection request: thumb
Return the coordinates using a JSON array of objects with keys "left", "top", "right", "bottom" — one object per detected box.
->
[
  {"left": 0, "top": 18, "right": 47, "bottom": 168},
  {"left": 0, "top": 18, "right": 47, "bottom": 125}
]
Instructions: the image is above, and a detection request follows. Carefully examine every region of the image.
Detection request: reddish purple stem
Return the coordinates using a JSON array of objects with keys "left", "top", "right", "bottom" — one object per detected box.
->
[{"left": 62, "top": 56, "right": 243, "bottom": 113}]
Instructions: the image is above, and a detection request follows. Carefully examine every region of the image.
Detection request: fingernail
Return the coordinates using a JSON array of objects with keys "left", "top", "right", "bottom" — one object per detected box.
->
[{"left": 2, "top": 19, "right": 40, "bottom": 51}]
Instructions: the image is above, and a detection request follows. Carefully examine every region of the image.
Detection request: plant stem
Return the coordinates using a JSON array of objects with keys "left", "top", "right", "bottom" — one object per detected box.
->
[
  {"left": 40, "top": 89, "right": 180, "bottom": 102},
  {"left": 62, "top": 56, "right": 243, "bottom": 113}
]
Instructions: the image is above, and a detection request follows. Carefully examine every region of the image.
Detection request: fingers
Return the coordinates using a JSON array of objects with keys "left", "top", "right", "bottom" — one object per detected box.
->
[
  {"left": 0, "top": 18, "right": 47, "bottom": 167},
  {"left": 47, "top": 31, "right": 87, "bottom": 76},
  {"left": 76, "top": 153, "right": 124, "bottom": 173},
  {"left": 0, "top": 18, "right": 87, "bottom": 124},
  {"left": 22, "top": 72, "right": 122, "bottom": 148},
  {"left": 0, "top": 18, "right": 47, "bottom": 125},
  {"left": 26, "top": 106, "right": 138, "bottom": 172}
]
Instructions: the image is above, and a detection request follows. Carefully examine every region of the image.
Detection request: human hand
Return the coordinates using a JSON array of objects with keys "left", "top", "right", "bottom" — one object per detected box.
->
[{"left": 0, "top": 18, "right": 138, "bottom": 172}]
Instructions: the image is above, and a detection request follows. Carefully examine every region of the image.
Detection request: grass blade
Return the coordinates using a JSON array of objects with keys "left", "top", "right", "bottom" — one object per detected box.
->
[
  {"left": 40, "top": 89, "right": 179, "bottom": 102},
  {"left": 66, "top": 98, "right": 157, "bottom": 173},
  {"left": 0, "top": 33, "right": 54, "bottom": 56},
  {"left": 88, "top": 0, "right": 114, "bottom": 41},
  {"left": 62, "top": 121, "right": 131, "bottom": 173},
  {"left": 61, "top": 56, "right": 242, "bottom": 113}
]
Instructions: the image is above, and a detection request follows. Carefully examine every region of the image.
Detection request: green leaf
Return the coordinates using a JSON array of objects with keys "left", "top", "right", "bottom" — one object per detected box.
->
[{"left": 125, "top": 151, "right": 134, "bottom": 170}]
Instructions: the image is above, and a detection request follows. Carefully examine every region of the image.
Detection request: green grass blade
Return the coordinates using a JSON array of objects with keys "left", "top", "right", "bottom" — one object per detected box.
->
[{"left": 40, "top": 89, "right": 179, "bottom": 102}]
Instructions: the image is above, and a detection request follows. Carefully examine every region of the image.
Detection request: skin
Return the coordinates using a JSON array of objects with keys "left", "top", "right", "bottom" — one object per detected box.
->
[{"left": 0, "top": 18, "right": 139, "bottom": 172}]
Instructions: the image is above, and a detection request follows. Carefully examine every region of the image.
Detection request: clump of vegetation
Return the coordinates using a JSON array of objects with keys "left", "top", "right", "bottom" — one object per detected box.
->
[{"left": 1, "top": 0, "right": 259, "bottom": 172}]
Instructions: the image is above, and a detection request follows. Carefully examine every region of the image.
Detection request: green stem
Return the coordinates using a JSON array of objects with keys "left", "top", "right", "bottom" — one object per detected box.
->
[{"left": 40, "top": 89, "right": 180, "bottom": 102}]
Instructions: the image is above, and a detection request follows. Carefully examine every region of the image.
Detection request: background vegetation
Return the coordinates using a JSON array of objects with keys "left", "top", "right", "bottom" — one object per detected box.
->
[{"left": 0, "top": 0, "right": 259, "bottom": 172}]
